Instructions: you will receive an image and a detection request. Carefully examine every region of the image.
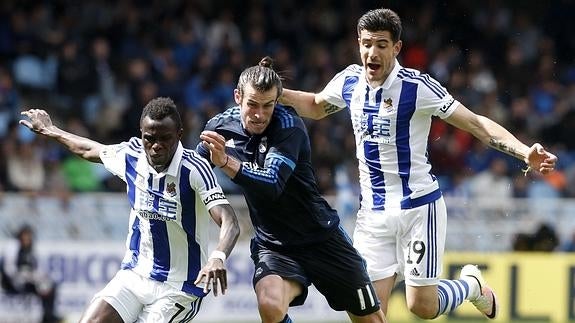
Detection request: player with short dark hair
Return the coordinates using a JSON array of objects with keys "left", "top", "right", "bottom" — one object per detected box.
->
[
  {"left": 19, "top": 97, "right": 240, "bottom": 323},
  {"left": 279, "top": 7, "right": 557, "bottom": 321},
  {"left": 197, "top": 57, "right": 387, "bottom": 323}
]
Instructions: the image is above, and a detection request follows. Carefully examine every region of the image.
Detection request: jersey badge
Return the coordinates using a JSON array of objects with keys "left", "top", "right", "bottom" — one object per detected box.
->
[
  {"left": 383, "top": 97, "right": 395, "bottom": 113},
  {"left": 258, "top": 137, "right": 268, "bottom": 153},
  {"left": 166, "top": 182, "right": 177, "bottom": 197}
]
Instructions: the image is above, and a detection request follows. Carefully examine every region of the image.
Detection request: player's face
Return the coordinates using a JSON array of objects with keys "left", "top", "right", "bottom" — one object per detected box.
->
[
  {"left": 236, "top": 84, "right": 277, "bottom": 135},
  {"left": 358, "top": 29, "right": 402, "bottom": 87},
  {"left": 140, "top": 116, "right": 182, "bottom": 172}
]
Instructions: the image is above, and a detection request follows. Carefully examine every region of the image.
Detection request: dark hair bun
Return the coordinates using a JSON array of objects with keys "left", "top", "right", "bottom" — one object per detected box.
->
[{"left": 258, "top": 56, "right": 273, "bottom": 69}]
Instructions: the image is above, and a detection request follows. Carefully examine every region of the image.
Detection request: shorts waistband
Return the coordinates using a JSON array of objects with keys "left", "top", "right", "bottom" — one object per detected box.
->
[{"left": 400, "top": 188, "right": 442, "bottom": 209}]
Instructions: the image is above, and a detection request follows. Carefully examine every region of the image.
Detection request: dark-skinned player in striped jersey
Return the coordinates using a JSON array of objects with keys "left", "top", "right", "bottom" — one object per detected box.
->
[{"left": 196, "top": 57, "right": 387, "bottom": 323}]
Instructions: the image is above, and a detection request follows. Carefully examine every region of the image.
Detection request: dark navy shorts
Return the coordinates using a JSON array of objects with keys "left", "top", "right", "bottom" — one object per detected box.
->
[{"left": 250, "top": 227, "right": 380, "bottom": 316}]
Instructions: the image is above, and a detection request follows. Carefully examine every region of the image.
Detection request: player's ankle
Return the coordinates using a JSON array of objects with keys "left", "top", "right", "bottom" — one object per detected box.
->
[{"left": 461, "top": 276, "right": 481, "bottom": 300}]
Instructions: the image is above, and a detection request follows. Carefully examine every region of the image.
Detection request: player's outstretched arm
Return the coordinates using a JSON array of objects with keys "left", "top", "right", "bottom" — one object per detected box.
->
[
  {"left": 19, "top": 109, "right": 105, "bottom": 163},
  {"left": 195, "top": 204, "right": 240, "bottom": 296},
  {"left": 280, "top": 88, "right": 340, "bottom": 120},
  {"left": 445, "top": 103, "right": 557, "bottom": 174}
]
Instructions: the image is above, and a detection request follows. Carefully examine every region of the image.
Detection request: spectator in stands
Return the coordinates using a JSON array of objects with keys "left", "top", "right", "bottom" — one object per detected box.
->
[
  {"left": 19, "top": 97, "right": 240, "bottom": 323},
  {"left": 512, "top": 233, "right": 533, "bottom": 251},
  {"left": 530, "top": 223, "right": 559, "bottom": 252},
  {"left": 6, "top": 128, "right": 45, "bottom": 193},
  {"left": 0, "top": 1, "right": 573, "bottom": 197},
  {"left": 511, "top": 223, "right": 560, "bottom": 252},
  {"left": 1, "top": 224, "right": 61, "bottom": 323},
  {"left": 467, "top": 157, "right": 513, "bottom": 214}
]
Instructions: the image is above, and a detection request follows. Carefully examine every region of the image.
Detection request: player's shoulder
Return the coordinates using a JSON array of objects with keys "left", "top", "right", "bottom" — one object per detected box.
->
[
  {"left": 272, "top": 104, "right": 305, "bottom": 130},
  {"left": 396, "top": 66, "right": 440, "bottom": 84},
  {"left": 181, "top": 148, "right": 210, "bottom": 166},
  {"left": 335, "top": 64, "right": 363, "bottom": 78},
  {"left": 112, "top": 137, "right": 143, "bottom": 155},
  {"left": 181, "top": 148, "right": 214, "bottom": 175},
  {"left": 205, "top": 106, "right": 241, "bottom": 130},
  {"left": 344, "top": 64, "right": 363, "bottom": 74},
  {"left": 396, "top": 66, "right": 447, "bottom": 98}
]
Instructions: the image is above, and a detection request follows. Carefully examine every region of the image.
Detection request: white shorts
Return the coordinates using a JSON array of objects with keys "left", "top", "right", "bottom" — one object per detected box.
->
[
  {"left": 353, "top": 197, "right": 447, "bottom": 287},
  {"left": 93, "top": 269, "right": 202, "bottom": 323}
]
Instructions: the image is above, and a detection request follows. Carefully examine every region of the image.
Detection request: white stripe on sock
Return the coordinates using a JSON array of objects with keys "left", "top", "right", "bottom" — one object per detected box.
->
[{"left": 436, "top": 279, "right": 469, "bottom": 316}]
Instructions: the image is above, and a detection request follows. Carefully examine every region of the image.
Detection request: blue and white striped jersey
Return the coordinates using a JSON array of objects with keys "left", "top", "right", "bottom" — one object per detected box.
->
[
  {"left": 320, "top": 60, "right": 459, "bottom": 211},
  {"left": 99, "top": 138, "right": 229, "bottom": 297}
]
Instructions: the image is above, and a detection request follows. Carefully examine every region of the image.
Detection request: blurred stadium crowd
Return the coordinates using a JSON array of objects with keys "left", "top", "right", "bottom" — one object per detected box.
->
[{"left": 1, "top": 0, "right": 575, "bottom": 202}]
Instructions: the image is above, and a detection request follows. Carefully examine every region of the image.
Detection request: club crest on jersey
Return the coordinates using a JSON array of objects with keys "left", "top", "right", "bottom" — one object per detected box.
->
[
  {"left": 383, "top": 97, "right": 394, "bottom": 113},
  {"left": 166, "top": 182, "right": 177, "bottom": 197},
  {"left": 258, "top": 137, "right": 268, "bottom": 153}
]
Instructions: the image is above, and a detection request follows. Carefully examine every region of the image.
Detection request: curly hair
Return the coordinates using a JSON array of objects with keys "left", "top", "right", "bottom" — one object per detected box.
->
[{"left": 140, "top": 97, "right": 183, "bottom": 130}]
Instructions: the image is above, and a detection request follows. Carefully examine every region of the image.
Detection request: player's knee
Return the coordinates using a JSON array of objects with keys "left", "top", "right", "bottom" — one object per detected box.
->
[
  {"left": 407, "top": 299, "right": 437, "bottom": 320},
  {"left": 257, "top": 296, "right": 287, "bottom": 323}
]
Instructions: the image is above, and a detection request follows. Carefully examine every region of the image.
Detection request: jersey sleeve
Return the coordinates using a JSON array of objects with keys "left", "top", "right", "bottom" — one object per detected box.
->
[
  {"left": 318, "top": 64, "right": 361, "bottom": 109},
  {"left": 195, "top": 141, "right": 210, "bottom": 162},
  {"left": 195, "top": 115, "right": 219, "bottom": 165},
  {"left": 188, "top": 153, "right": 229, "bottom": 210},
  {"left": 99, "top": 137, "right": 140, "bottom": 181},
  {"left": 412, "top": 71, "right": 460, "bottom": 118},
  {"left": 233, "top": 127, "right": 303, "bottom": 200}
]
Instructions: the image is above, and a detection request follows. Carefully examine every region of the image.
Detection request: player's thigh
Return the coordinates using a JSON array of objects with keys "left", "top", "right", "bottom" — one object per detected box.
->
[
  {"left": 306, "top": 228, "right": 380, "bottom": 316},
  {"left": 138, "top": 290, "right": 203, "bottom": 323},
  {"left": 353, "top": 208, "right": 400, "bottom": 282},
  {"left": 347, "top": 309, "right": 386, "bottom": 323},
  {"left": 372, "top": 275, "right": 397, "bottom": 314},
  {"left": 255, "top": 274, "right": 303, "bottom": 310},
  {"left": 79, "top": 298, "right": 124, "bottom": 323},
  {"left": 90, "top": 269, "right": 145, "bottom": 323},
  {"left": 399, "top": 197, "right": 447, "bottom": 287},
  {"left": 250, "top": 239, "right": 309, "bottom": 306}
]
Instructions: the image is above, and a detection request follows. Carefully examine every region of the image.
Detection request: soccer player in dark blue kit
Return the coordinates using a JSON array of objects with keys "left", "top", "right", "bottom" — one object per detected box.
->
[{"left": 197, "top": 57, "right": 387, "bottom": 323}]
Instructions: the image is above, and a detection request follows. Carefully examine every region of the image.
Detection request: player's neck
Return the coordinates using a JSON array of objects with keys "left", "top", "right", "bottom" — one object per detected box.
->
[{"left": 366, "top": 68, "right": 393, "bottom": 88}]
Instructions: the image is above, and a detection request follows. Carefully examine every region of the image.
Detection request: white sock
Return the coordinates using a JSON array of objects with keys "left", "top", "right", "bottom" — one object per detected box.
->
[{"left": 460, "top": 274, "right": 481, "bottom": 299}]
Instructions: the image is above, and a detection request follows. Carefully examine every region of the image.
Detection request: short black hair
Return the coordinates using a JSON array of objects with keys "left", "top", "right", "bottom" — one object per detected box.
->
[
  {"left": 140, "top": 97, "right": 183, "bottom": 130},
  {"left": 357, "top": 8, "right": 402, "bottom": 43},
  {"left": 236, "top": 56, "right": 283, "bottom": 99}
]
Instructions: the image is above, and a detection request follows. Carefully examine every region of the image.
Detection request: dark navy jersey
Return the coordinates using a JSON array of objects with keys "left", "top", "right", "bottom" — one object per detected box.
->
[{"left": 196, "top": 105, "right": 340, "bottom": 248}]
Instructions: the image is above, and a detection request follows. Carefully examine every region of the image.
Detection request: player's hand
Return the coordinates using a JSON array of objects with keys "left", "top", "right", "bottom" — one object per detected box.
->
[
  {"left": 525, "top": 143, "right": 557, "bottom": 174},
  {"left": 19, "top": 109, "right": 54, "bottom": 134},
  {"left": 194, "top": 258, "right": 227, "bottom": 296},
  {"left": 200, "top": 131, "right": 228, "bottom": 167}
]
